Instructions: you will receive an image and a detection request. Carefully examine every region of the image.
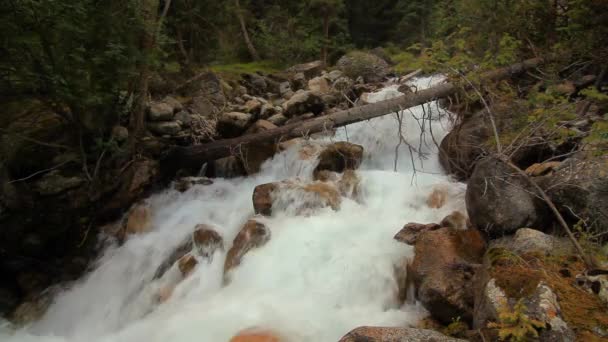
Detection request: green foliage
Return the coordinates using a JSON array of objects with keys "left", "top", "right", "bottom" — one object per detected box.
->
[
  {"left": 209, "top": 61, "right": 283, "bottom": 81},
  {"left": 489, "top": 300, "right": 546, "bottom": 342}
]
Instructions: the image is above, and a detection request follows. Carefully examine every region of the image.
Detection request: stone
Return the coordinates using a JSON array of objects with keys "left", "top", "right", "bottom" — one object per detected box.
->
[
  {"left": 111, "top": 125, "right": 129, "bottom": 142},
  {"left": 282, "top": 90, "right": 324, "bottom": 117},
  {"left": 174, "top": 111, "right": 192, "bottom": 127},
  {"left": 332, "top": 76, "right": 354, "bottom": 92},
  {"left": 34, "top": 170, "right": 85, "bottom": 196},
  {"left": 327, "top": 70, "right": 343, "bottom": 82},
  {"left": 267, "top": 114, "right": 288, "bottom": 126},
  {"left": 9, "top": 294, "right": 52, "bottom": 326},
  {"left": 192, "top": 224, "right": 224, "bottom": 259},
  {"left": 177, "top": 254, "right": 198, "bottom": 277},
  {"left": 285, "top": 60, "right": 323, "bottom": 80},
  {"left": 148, "top": 102, "right": 174, "bottom": 121},
  {"left": 466, "top": 157, "right": 548, "bottom": 237},
  {"left": 394, "top": 222, "right": 441, "bottom": 245},
  {"left": 102, "top": 158, "right": 160, "bottom": 213},
  {"left": 338, "top": 326, "right": 466, "bottom": 342},
  {"left": 260, "top": 103, "right": 279, "bottom": 119},
  {"left": 313, "top": 142, "right": 364, "bottom": 178},
  {"left": 217, "top": 112, "right": 254, "bottom": 138},
  {"left": 244, "top": 120, "right": 278, "bottom": 135},
  {"left": 162, "top": 96, "right": 183, "bottom": 113},
  {"left": 252, "top": 180, "right": 341, "bottom": 216},
  {"left": 525, "top": 161, "right": 562, "bottom": 176},
  {"left": 242, "top": 73, "right": 268, "bottom": 95},
  {"left": 426, "top": 186, "right": 448, "bottom": 209},
  {"left": 491, "top": 228, "right": 572, "bottom": 256},
  {"left": 224, "top": 219, "right": 271, "bottom": 275},
  {"left": 148, "top": 121, "right": 182, "bottom": 135},
  {"left": 440, "top": 211, "right": 469, "bottom": 230},
  {"left": 308, "top": 76, "right": 331, "bottom": 94},
  {"left": 409, "top": 227, "right": 485, "bottom": 324},
  {"left": 244, "top": 99, "right": 263, "bottom": 115},
  {"left": 336, "top": 51, "right": 391, "bottom": 83},
  {"left": 125, "top": 203, "right": 152, "bottom": 235},
  {"left": 230, "top": 329, "right": 283, "bottom": 342},
  {"left": 278, "top": 82, "right": 292, "bottom": 98},
  {"left": 209, "top": 156, "right": 246, "bottom": 178}
]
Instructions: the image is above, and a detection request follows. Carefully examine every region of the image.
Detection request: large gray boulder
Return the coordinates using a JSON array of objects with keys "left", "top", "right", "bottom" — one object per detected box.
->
[
  {"left": 466, "top": 157, "right": 549, "bottom": 237},
  {"left": 336, "top": 51, "right": 391, "bottom": 83}
]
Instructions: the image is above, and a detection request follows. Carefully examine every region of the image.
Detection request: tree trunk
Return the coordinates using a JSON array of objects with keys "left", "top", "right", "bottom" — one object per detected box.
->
[
  {"left": 161, "top": 56, "right": 550, "bottom": 177},
  {"left": 235, "top": 0, "right": 260, "bottom": 61},
  {"left": 130, "top": 0, "right": 160, "bottom": 142},
  {"left": 321, "top": 12, "right": 329, "bottom": 67}
]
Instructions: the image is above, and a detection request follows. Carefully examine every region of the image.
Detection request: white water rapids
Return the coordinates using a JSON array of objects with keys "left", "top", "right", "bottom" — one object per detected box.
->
[{"left": 1, "top": 76, "right": 466, "bottom": 342}]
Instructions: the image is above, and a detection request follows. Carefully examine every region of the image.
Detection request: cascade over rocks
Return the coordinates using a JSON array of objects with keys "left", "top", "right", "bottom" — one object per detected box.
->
[
  {"left": 252, "top": 180, "right": 341, "bottom": 216},
  {"left": 338, "top": 326, "right": 466, "bottom": 342},
  {"left": 406, "top": 227, "right": 486, "bottom": 325},
  {"left": 466, "top": 157, "right": 549, "bottom": 237}
]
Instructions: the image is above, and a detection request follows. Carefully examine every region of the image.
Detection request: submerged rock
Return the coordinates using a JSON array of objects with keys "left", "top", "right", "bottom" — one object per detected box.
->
[
  {"left": 252, "top": 180, "right": 341, "bottom": 216},
  {"left": 338, "top": 326, "right": 465, "bottom": 342},
  {"left": 224, "top": 219, "right": 271, "bottom": 275}
]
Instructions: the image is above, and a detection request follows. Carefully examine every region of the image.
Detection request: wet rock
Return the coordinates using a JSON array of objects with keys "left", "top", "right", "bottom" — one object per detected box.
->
[
  {"left": 9, "top": 293, "right": 52, "bottom": 326},
  {"left": 192, "top": 224, "right": 224, "bottom": 258},
  {"left": 177, "top": 254, "right": 198, "bottom": 277},
  {"left": 282, "top": 90, "right": 324, "bottom": 117},
  {"left": 111, "top": 125, "right": 129, "bottom": 142},
  {"left": 285, "top": 60, "right": 323, "bottom": 80},
  {"left": 217, "top": 112, "right": 254, "bottom": 138},
  {"left": 209, "top": 156, "right": 246, "bottom": 179},
  {"left": 426, "top": 186, "right": 448, "bottom": 209},
  {"left": 394, "top": 222, "right": 441, "bottom": 245},
  {"left": 409, "top": 227, "right": 485, "bottom": 324},
  {"left": 491, "top": 228, "right": 572, "bottom": 256},
  {"left": 337, "top": 169, "right": 360, "bottom": 199},
  {"left": 440, "top": 211, "right": 469, "bottom": 230},
  {"left": 125, "top": 203, "right": 152, "bottom": 236},
  {"left": 102, "top": 158, "right": 159, "bottom": 213},
  {"left": 148, "top": 121, "right": 182, "bottom": 136},
  {"left": 148, "top": 102, "right": 174, "bottom": 121},
  {"left": 230, "top": 329, "right": 283, "bottom": 342},
  {"left": 466, "top": 157, "right": 548, "bottom": 237},
  {"left": 313, "top": 142, "right": 364, "bottom": 178},
  {"left": 252, "top": 180, "right": 341, "bottom": 216},
  {"left": 525, "top": 161, "right": 562, "bottom": 177},
  {"left": 336, "top": 51, "right": 390, "bottom": 83},
  {"left": 224, "top": 219, "right": 271, "bottom": 275},
  {"left": 338, "top": 326, "right": 465, "bottom": 342},
  {"left": 308, "top": 76, "right": 331, "bottom": 94},
  {"left": 266, "top": 113, "right": 288, "bottom": 126}
]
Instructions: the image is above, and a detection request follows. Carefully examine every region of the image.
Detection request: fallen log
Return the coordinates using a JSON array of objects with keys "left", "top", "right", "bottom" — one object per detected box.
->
[{"left": 161, "top": 57, "right": 549, "bottom": 177}]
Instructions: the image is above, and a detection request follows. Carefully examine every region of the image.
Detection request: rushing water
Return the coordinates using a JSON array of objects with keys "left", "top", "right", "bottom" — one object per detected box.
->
[{"left": 1, "top": 76, "right": 466, "bottom": 342}]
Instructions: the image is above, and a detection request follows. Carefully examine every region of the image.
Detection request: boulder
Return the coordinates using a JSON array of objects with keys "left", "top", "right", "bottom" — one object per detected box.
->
[
  {"left": 192, "top": 224, "right": 224, "bottom": 258},
  {"left": 282, "top": 91, "right": 325, "bottom": 117},
  {"left": 209, "top": 156, "right": 246, "bottom": 179},
  {"left": 252, "top": 180, "right": 341, "bottom": 216},
  {"left": 224, "top": 219, "right": 271, "bottom": 275},
  {"left": 217, "top": 112, "right": 254, "bottom": 138},
  {"left": 338, "top": 326, "right": 465, "bottom": 342},
  {"left": 285, "top": 60, "right": 323, "bottom": 80},
  {"left": 307, "top": 76, "right": 331, "bottom": 94},
  {"left": 327, "top": 70, "right": 343, "bottom": 82},
  {"left": 260, "top": 103, "right": 280, "bottom": 119},
  {"left": 243, "top": 99, "right": 263, "bottom": 115},
  {"left": 490, "top": 228, "right": 572, "bottom": 256},
  {"left": 241, "top": 73, "right": 268, "bottom": 95},
  {"left": 177, "top": 254, "right": 198, "bottom": 277},
  {"left": 278, "top": 82, "right": 292, "bottom": 98},
  {"left": 440, "top": 211, "right": 469, "bottom": 230},
  {"left": 148, "top": 121, "right": 182, "bottom": 136},
  {"left": 409, "top": 227, "right": 486, "bottom": 324},
  {"left": 102, "top": 158, "right": 159, "bottom": 213},
  {"left": 537, "top": 155, "right": 608, "bottom": 237},
  {"left": 124, "top": 203, "right": 152, "bottom": 236},
  {"left": 466, "top": 157, "right": 548, "bottom": 237},
  {"left": 313, "top": 142, "right": 364, "bottom": 178},
  {"left": 336, "top": 51, "right": 391, "bottom": 83},
  {"left": 190, "top": 72, "right": 226, "bottom": 117},
  {"left": 148, "top": 102, "right": 174, "bottom": 121},
  {"left": 426, "top": 185, "right": 448, "bottom": 209}
]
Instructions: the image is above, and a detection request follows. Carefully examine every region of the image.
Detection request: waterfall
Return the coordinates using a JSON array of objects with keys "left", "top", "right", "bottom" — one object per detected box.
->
[{"left": 1, "top": 75, "right": 466, "bottom": 342}]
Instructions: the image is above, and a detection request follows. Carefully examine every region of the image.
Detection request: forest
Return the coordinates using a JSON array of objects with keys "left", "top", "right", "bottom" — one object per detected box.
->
[{"left": 1, "top": 0, "right": 608, "bottom": 341}]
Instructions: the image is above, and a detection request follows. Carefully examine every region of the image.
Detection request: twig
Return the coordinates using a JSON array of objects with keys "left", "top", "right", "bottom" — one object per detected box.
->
[
  {"left": 0, "top": 128, "right": 71, "bottom": 150},
  {"left": 7, "top": 160, "right": 70, "bottom": 184}
]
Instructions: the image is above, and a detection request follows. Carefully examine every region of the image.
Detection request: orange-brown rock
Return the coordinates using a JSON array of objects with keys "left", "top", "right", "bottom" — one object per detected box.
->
[
  {"left": 408, "top": 227, "right": 485, "bottom": 324},
  {"left": 224, "top": 220, "right": 271, "bottom": 275},
  {"left": 157, "top": 285, "right": 174, "bottom": 303},
  {"left": 439, "top": 211, "right": 469, "bottom": 230},
  {"left": 426, "top": 186, "right": 448, "bottom": 209},
  {"left": 253, "top": 180, "right": 341, "bottom": 216},
  {"left": 313, "top": 142, "right": 364, "bottom": 178},
  {"left": 125, "top": 204, "right": 152, "bottom": 235},
  {"left": 337, "top": 170, "right": 360, "bottom": 199},
  {"left": 230, "top": 329, "right": 283, "bottom": 342},
  {"left": 192, "top": 224, "right": 224, "bottom": 258},
  {"left": 394, "top": 222, "right": 441, "bottom": 245},
  {"left": 525, "top": 161, "right": 562, "bottom": 177},
  {"left": 177, "top": 254, "right": 198, "bottom": 277}
]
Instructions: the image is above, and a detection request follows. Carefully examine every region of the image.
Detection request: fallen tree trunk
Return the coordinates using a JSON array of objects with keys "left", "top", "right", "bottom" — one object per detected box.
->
[{"left": 162, "top": 57, "right": 548, "bottom": 177}]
